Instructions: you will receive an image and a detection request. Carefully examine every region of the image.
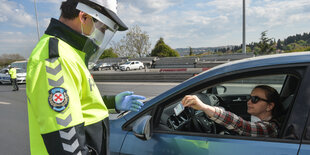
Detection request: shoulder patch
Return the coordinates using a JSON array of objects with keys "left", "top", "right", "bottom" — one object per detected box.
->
[
  {"left": 48, "top": 87, "right": 69, "bottom": 112},
  {"left": 48, "top": 37, "right": 59, "bottom": 59}
]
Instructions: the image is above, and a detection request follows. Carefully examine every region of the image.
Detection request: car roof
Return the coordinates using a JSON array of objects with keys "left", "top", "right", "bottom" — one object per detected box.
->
[{"left": 206, "top": 51, "right": 310, "bottom": 76}]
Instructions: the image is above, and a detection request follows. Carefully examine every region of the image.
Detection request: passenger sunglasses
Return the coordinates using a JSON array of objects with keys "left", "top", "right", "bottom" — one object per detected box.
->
[{"left": 247, "top": 95, "right": 269, "bottom": 104}]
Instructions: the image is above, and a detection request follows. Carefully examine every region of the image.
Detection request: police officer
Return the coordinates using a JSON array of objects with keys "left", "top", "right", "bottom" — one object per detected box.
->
[
  {"left": 26, "top": 0, "right": 145, "bottom": 154},
  {"left": 8, "top": 65, "right": 18, "bottom": 91}
]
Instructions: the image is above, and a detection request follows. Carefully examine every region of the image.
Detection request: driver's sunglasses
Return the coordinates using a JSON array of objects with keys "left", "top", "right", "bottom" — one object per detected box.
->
[{"left": 247, "top": 96, "right": 269, "bottom": 104}]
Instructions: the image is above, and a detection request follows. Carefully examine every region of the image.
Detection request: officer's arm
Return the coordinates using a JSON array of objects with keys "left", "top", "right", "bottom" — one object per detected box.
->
[
  {"left": 102, "top": 95, "right": 116, "bottom": 109},
  {"left": 27, "top": 38, "right": 89, "bottom": 155}
]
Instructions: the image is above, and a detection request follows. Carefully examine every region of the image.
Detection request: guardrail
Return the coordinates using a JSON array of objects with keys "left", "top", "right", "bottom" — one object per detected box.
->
[
  {"left": 91, "top": 68, "right": 285, "bottom": 83},
  {"left": 92, "top": 72, "right": 196, "bottom": 82}
]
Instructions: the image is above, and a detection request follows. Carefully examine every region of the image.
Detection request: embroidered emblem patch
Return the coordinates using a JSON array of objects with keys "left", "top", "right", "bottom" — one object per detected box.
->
[{"left": 48, "top": 87, "right": 69, "bottom": 112}]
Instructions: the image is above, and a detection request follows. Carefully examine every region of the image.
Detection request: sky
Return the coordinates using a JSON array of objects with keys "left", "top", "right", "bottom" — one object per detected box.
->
[{"left": 0, "top": 0, "right": 310, "bottom": 58}]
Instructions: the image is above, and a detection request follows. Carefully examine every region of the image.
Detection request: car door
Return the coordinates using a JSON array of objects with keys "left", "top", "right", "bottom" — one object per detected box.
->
[
  {"left": 299, "top": 112, "right": 310, "bottom": 155},
  {"left": 120, "top": 131, "right": 208, "bottom": 154},
  {"left": 120, "top": 65, "right": 308, "bottom": 155},
  {"left": 129, "top": 61, "right": 135, "bottom": 70}
]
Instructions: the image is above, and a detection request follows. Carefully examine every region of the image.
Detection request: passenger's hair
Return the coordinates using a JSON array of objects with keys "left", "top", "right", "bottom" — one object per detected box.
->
[{"left": 253, "top": 85, "right": 284, "bottom": 118}]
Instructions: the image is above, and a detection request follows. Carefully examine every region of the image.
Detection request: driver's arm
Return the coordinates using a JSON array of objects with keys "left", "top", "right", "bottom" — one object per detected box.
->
[
  {"left": 182, "top": 95, "right": 278, "bottom": 137},
  {"left": 209, "top": 107, "right": 278, "bottom": 137}
]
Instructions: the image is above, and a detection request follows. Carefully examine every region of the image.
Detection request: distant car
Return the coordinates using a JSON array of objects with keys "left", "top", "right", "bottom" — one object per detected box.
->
[
  {"left": 92, "top": 62, "right": 112, "bottom": 71},
  {"left": 109, "top": 52, "right": 310, "bottom": 155},
  {"left": 16, "top": 68, "right": 26, "bottom": 84},
  {"left": 119, "top": 61, "right": 144, "bottom": 71},
  {"left": 0, "top": 69, "right": 11, "bottom": 84},
  {"left": 0, "top": 68, "right": 26, "bottom": 84}
]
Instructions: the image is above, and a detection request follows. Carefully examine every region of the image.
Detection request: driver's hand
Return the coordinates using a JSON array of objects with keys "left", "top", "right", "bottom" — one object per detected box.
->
[
  {"left": 182, "top": 95, "right": 216, "bottom": 117},
  {"left": 182, "top": 95, "right": 207, "bottom": 111}
]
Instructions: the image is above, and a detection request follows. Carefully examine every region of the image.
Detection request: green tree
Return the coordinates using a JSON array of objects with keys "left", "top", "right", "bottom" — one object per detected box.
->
[
  {"left": 99, "top": 48, "right": 118, "bottom": 59},
  {"left": 257, "top": 30, "right": 275, "bottom": 54},
  {"left": 189, "top": 46, "right": 193, "bottom": 56},
  {"left": 276, "top": 39, "right": 283, "bottom": 50},
  {"left": 236, "top": 46, "right": 251, "bottom": 53},
  {"left": 151, "top": 38, "right": 180, "bottom": 57}
]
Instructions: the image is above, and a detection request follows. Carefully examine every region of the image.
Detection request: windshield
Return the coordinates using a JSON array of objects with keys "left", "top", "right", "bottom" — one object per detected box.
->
[
  {"left": 16, "top": 68, "right": 26, "bottom": 73},
  {"left": 11, "top": 61, "right": 27, "bottom": 70},
  {"left": 124, "top": 62, "right": 131, "bottom": 65}
]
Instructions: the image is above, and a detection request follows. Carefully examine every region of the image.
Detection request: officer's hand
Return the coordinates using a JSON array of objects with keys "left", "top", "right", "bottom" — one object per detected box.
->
[{"left": 115, "top": 91, "right": 146, "bottom": 112}]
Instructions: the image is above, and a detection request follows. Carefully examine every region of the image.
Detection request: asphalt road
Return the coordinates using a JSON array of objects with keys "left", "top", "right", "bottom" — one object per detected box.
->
[{"left": 0, "top": 82, "right": 178, "bottom": 155}]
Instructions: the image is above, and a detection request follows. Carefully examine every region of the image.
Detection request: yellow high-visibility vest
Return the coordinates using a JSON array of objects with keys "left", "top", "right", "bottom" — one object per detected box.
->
[
  {"left": 27, "top": 19, "right": 115, "bottom": 154},
  {"left": 8, "top": 68, "right": 16, "bottom": 79}
]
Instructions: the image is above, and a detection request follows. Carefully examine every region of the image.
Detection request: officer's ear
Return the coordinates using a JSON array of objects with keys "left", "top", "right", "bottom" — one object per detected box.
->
[{"left": 79, "top": 11, "right": 88, "bottom": 24}]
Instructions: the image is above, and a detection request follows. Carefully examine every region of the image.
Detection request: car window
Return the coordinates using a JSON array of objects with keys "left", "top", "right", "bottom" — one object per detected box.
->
[
  {"left": 156, "top": 73, "right": 297, "bottom": 139},
  {"left": 16, "top": 69, "right": 26, "bottom": 73}
]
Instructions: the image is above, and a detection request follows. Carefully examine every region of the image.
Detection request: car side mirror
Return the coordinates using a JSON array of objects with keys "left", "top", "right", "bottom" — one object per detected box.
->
[{"left": 132, "top": 115, "right": 152, "bottom": 140}]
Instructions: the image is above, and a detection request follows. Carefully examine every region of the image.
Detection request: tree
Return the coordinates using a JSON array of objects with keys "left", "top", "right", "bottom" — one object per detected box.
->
[
  {"left": 276, "top": 39, "right": 283, "bottom": 50},
  {"left": 189, "top": 46, "right": 193, "bottom": 56},
  {"left": 111, "top": 40, "right": 126, "bottom": 57},
  {"left": 0, "top": 54, "right": 25, "bottom": 67},
  {"left": 113, "top": 25, "right": 151, "bottom": 58},
  {"left": 257, "top": 30, "right": 275, "bottom": 54},
  {"left": 151, "top": 38, "right": 180, "bottom": 57},
  {"left": 99, "top": 48, "right": 118, "bottom": 59}
]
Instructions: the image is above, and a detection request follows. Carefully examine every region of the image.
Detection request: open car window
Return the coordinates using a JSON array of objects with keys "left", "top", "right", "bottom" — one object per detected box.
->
[{"left": 156, "top": 73, "right": 298, "bottom": 139}]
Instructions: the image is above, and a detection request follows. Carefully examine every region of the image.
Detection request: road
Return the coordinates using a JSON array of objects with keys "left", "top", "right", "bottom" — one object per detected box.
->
[{"left": 0, "top": 82, "right": 178, "bottom": 155}]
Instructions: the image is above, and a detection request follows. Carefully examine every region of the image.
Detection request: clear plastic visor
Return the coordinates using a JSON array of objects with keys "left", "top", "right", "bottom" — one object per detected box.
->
[
  {"left": 76, "top": 3, "right": 118, "bottom": 69},
  {"left": 85, "top": 21, "right": 116, "bottom": 68}
]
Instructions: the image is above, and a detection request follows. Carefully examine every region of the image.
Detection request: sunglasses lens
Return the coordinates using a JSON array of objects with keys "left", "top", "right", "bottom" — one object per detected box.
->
[
  {"left": 248, "top": 96, "right": 259, "bottom": 103},
  {"left": 252, "top": 96, "right": 259, "bottom": 103}
]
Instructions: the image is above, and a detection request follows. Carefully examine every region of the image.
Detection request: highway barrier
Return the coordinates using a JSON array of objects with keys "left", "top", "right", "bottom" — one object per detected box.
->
[
  {"left": 92, "top": 71, "right": 196, "bottom": 82},
  {"left": 91, "top": 68, "right": 285, "bottom": 83}
]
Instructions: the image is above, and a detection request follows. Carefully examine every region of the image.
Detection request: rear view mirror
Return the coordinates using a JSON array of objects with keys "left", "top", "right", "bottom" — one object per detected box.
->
[
  {"left": 210, "top": 85, "right": 227, "bottom": 95},
  {"left": 216, "top": 86, "right": 227, "bottom": 94}
]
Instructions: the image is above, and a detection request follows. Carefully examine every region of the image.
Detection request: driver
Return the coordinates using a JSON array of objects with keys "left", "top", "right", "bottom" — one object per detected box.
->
[{"left": 182, "top": 85, "right": 284, "bottom": 137}]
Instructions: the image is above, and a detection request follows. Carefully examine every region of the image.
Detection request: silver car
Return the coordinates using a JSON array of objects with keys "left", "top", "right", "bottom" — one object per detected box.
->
[
  {"left": 0, "top": 68, "right": 10, "bottom": 84},
  {"left": 0, "top": 68, "right": 26, "bottom": 84}
]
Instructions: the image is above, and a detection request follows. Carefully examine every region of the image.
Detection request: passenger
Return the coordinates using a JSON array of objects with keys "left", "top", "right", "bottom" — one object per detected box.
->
[{"left": 182, "top": 85, "right": 284, "bottom": 137}]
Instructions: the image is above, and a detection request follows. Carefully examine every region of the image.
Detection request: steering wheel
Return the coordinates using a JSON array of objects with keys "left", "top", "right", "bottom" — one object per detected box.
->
[{"left": 188, "top": 108, "right": 216, "bottom": 134}]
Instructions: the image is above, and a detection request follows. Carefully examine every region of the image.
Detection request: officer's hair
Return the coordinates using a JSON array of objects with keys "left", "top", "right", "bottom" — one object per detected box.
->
[
  {"left": 60, "top": 0, "right": 79, "bottom": 19},
  {"left": 60, "top": 0, "right": 103, "bottom": 20}
]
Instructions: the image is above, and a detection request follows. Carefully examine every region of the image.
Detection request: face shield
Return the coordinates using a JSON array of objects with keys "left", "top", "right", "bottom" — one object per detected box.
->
[{"left": 76, "top": 3, "right": 119, "bottom": 68}]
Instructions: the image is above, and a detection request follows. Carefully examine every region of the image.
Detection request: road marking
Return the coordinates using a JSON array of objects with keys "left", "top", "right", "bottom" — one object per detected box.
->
[{"left": 0, "top": 102, "right": 11, "bottom": 105}]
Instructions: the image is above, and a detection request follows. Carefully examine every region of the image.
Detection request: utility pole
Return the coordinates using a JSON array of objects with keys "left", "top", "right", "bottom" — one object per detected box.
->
[
  {"left": 34, "top": 0, "right": 40, "bottom": 41},
  {"left": 242, "top": 0, "right": 246, "bottom": 54}
]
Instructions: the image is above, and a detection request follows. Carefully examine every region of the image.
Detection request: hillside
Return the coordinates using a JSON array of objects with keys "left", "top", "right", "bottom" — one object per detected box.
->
[{"left": 176, "top": 32, "right": 310, "bottom": 56}]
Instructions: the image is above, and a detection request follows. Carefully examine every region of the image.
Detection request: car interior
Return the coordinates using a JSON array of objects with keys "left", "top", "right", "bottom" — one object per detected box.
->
[{"left": 155, "top": 73, "right": 301, "bottom": 138}]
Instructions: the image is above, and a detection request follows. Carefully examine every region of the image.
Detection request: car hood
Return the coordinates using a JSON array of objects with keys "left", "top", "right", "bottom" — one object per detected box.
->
[{"left": 0, "top": 73, "right": 10, "bottom": 77}]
